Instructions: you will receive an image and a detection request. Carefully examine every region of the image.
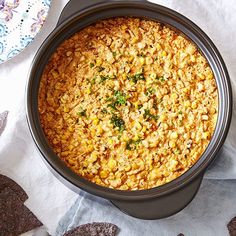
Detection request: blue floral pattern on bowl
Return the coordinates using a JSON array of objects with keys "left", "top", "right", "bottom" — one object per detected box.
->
[{"left": 0, "top": 0, "right": 51, "bottom": 63}]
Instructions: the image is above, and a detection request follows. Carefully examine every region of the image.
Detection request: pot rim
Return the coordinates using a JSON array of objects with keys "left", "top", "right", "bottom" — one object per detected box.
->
[{"left": 26, "top": 1, "right": 232, "bottom": 201}]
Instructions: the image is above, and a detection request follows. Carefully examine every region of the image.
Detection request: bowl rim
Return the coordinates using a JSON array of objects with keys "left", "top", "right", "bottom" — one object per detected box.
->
[{"left": 26, "top": 0, "right": 232, "bottom": 201}]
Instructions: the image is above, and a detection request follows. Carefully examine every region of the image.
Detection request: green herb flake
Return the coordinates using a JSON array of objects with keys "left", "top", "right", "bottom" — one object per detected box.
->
[
  {"left": 97, "top": 66, "right": 105, "bottom": 72},
  {"left": 110, "top": 114, "right": 125, "bottom": 132},
  {"left": 77, "top": 109, "right": 87, "bottom": 117},
  {"left": 126, "top": 138, "right": 142, "bottom": 150},
  {"left": 107, "top": 90, "right": 127, "bottom": 110},
  {"left": 143, "top": 109, "right": 159, "bottom": 121},
  {"left": 91, "top": 77, "right": 96, "bottom": 85},
  {"left": 89, "top": 62, "right": 95, "bottom": 68},
  {"left": 112, "top": 51, "right": 117, "bottom": 57},
  {"left": 138, "top": 104, "right": 143, "bottom": 109},
  {"left": 127, "top": 72, "right": 146, "bottom": 84},
  {"left": 145, "top": 87, "right": 155, "bottom": 96},
  {"left": 114, "top": 90, "right": 126, "bottom": 105},
  {"left": 101, "top": 108, "right": 108, "bottom": 114},
  {"left": 100, "top": 75, "right": 110, "bottom": 83},
  {"left": 160, "top": 77, "right": 165, "bottom": 82}
]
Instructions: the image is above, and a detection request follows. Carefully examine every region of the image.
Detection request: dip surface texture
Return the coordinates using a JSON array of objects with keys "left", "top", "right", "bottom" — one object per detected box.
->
[{"left": 38, "top": 18, "right": 218, "bottom": 190}]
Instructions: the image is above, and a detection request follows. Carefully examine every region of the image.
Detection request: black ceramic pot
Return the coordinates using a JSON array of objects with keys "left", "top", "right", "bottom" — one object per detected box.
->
[{"left": 26, "top": 0, "right": 232, "bottom": 219}]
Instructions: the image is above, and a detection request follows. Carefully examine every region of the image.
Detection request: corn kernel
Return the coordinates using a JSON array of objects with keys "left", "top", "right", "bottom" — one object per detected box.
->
[
  {"left": 61, "top": 151, "right": 69, "bottom": 157},
  {"left": 89, "top": 152, "right": 98, "bottom": 162},
  {"left": 121, "top": 136, "right": 129, "bottom": 142},
  {"left": 139, "top": 57, "right": 145, "bottom": 65},
  {"left": 183, "top": 88, "right": 189, "bottom": 94},
  {"left": 100, "top": 170, "right": 108, "bottom": 179},
  {"left": 184, "top": 100, "right": 191, "bottom": 107},
  {"left": 156, "top": 43, "right": 161, "bottom": 50},
  {"left": 131, "top": 36, "right": 139, "bottom": 44},
  {"left": 96, "top": 58, "right": 102, "bottom": 66},
  {"left": 125, "top": 165, "right": 131, "bottom": 171},
  {"left": 206, "top": 73, "right": 213, "bottom": 80},
  {"left": 135, "top": 122, "right": 142, "bottom": 131},
  {"left": 142, "top": 125, "right": 147, "bottom": 133},
  {"left": 66, "top": 51, "right": 72, "bottom": 57},
  {"left": 171, "top": 93, "right": 178, "bottom": 100},
  {"left": 162, "top": 123, "right": 168, "bottom": 130},
  {"left": 191, "top": 101, "right": 198, "bottom": 109},
  {"left": 87, "top": 145, "right": 94, "bottom": 153},
  {"left": 190, "top": 55, "right": 196, "bottom": 62},
  {"left": 159, "top": 114, "right": 167, "bottom": 122},
  {"left": 97, "top": 125, "right": 103, "bottom": 134},
  {"left": 150, "top": 72, "right": 157, "bottom": 80},
  {"left": 85, "top": 88, "right": 91, "bottom": 94},
  {"left": 132, "top": 163, "right": 139, "bottom": 170},
  {"left": 122, "top": 73, "right": 127, "bottom": 80},
  {"left": 92, "top": 118, "right": 99, "bottom": 125},
  {"left": 170, "top": 132, "right": 178, "bottom": 139},
  {"left": 64, "top": 107, "right": 70, "bottom": 113},
  {"left": 108, "top": 159, "right": 117, "bottom": 170},
  {"left": 209, "top": 108, "right": 216, "bottom": 114},
  {"left": 68, "top": 126, "right": 74, "bottom": 132},
  {"left": 83, "top": 161, "right": 88, "bottom": 167},
  {"left": 161, "top": 51, "right": 167, "bottom": 57},
  {"left": 121, "top": 25, "right": 127, "bottom": 30},
  {"left": 169, "top": 140, "right": 176, "bottom": 148},
  {"left": 128, "top": 55, "right": 134, "bottom": 62},
  {"left": 108, "top": 139, "right": 113, "bottom": 145},
  {"left": 203, "top": 131, "right": 210, "bottom": 139},
  {"left": 133, "top": 134, "right": 139, "bottom": 141},
  {"left": 51, "top": 70, "right": 59, "bottom": 78},
  {"left": 68, "top": 158, "right": 76, "bottom": 165},
  {"left": 68, "top": 144, "right": 74, "bottom": 151}
]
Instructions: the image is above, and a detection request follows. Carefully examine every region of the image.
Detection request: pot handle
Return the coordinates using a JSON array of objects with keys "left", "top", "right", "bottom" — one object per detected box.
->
[
  {"left": 57, "top": 0, "right": 146, "bottom": 26},
  {"left": 111, "top": 174, "right": 204, "bottom": 219}
]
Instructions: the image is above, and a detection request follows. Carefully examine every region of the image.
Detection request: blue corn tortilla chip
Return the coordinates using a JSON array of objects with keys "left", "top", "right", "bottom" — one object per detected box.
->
[
  {"left": 0, "top": 174, "right": 28, "bottom": 202},
  {"left": 63, "top": 222, "right": 119, "bottom": 236},
  {"left": 228, "top": 216, "right": 236, "bottom": 236},
  {"left": 0, "top": 187, "right": 42, "bottom": 236}
]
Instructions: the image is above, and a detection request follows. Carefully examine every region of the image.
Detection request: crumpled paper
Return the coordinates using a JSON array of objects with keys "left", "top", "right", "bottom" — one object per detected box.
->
[{"left": 55, "top": 0, "right": 236, "bottom": 236}]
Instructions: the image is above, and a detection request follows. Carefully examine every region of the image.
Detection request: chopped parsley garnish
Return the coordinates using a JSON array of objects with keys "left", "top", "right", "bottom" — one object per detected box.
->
[
  {"left": 100, "top": 75, "right": 110, "bottom": 83},
  {"left": 127, "top": 72, "right": 146, "bottom": 83},
  {"left": 89, "top": 62, "right": 95, "bottom": 68},
  {"left": 126, "top": 138, "right": 142, "bottom": 150},
  {"left": 143, "top": 109, "right": 159, "bottom": 121},
  {"left": 91, "top": 77, "right": 96, "bottom": 85},
  {"left": 110, "top": 114, "right": 125, "bottom": 132},
  {"left": 178, "top": 111, "right": 183, "bottom": 115},
  {"left": 160, "top": 77, "right": 165, "bottom": 82},
  {"left": 112, "top": 51, "right": 117, "bottom": 57},
  {"left": 97, "top": 66, "right": 105, "bottom": 72},
  {"left": 114, "top": 90, "right": 126, "bottom": 105},
  {"left": 101, "top": 108, "right": 108, "bottom": 114},
  {"left": 138, "top": 104, "right": 143, "bottom": 109},
  {"left": 107, "top": 90, "right": 127, "bottom": 110},
  {"left": 145, "top": 87, "right": 155, "bottom": 96},
  {"left": 77, "top": 109, "right": 86, "bottom": 117}
]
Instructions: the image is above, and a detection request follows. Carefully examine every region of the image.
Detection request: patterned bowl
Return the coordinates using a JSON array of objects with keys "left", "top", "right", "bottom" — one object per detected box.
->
[{"left": 0, "top": 0, "right": 51, "bottom": 63}]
